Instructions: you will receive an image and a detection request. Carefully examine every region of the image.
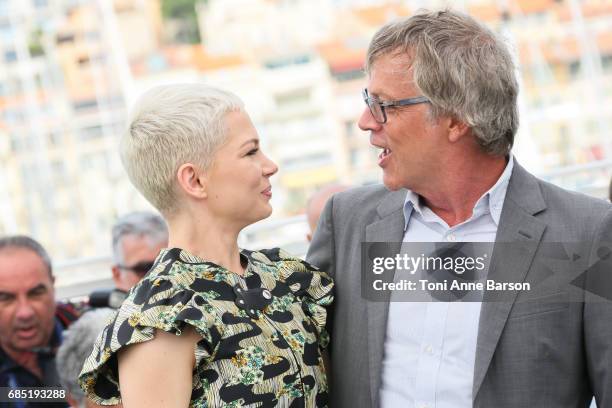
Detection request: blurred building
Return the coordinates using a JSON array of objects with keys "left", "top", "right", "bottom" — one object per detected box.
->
[{"left": 0, "top": 0, "right": 155, "bottom": 261}]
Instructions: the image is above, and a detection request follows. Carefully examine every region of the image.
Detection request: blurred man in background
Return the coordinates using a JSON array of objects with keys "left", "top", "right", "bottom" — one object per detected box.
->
[
  {"left": 89, "top": 212, "right": 167, "bottom": 309},
  {"left": 0, "top": 235, "right": 79, "bottom": 407},
  {"left": 110, "top": 211, "right": 168, "bottom": 293},
  {"left": 56, "top": 308, "right": 119, "bottom": 408},
  {"left": 305, "top": 184, "right": 349, "bottom": 242}
]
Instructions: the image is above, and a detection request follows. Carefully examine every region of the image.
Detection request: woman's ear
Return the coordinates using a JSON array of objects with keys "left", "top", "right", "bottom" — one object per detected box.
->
[{"left": 176, "top": 163, "right": 207, "bottom": 199}]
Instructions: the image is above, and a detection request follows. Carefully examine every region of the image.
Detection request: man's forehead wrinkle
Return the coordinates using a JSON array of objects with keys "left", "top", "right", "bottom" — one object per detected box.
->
[{"left": 370, "top": 63, "right": 418, "bottom": 98}]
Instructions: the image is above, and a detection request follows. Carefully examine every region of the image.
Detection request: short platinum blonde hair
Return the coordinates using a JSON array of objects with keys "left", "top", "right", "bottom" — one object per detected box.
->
[
  {"left": 366, "top": 9, "right": 519, "bottom": 156},
  {"left": 121, "top": 84, "right": 244, "bottom": 215}
]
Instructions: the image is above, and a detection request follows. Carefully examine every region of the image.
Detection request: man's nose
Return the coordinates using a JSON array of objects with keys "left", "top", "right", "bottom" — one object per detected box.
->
[
  {"left": 15, "top": 298, "right": 36, "bottom": 321},
  {"left": 358, "top": 106, "right": 382, "bottom": 132}
]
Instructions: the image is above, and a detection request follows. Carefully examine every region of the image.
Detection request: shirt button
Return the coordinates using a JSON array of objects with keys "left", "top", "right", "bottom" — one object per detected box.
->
[
  {"left": 424, "top": 345, "right": 433, "bottom": 354},
  {"left": 446, "top": 234, "right": 456, "bottom": 242}
]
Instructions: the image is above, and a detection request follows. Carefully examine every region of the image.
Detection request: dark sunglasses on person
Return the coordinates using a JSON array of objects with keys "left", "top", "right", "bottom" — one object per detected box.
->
[{"left": 118, "top": 261, "right": 155, "bottom": 276}]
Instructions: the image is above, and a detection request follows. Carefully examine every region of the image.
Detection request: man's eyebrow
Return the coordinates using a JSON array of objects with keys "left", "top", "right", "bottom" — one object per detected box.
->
[
  {"left": 0, "top": 290, "right": 15, "bottom": 299},
  {"left": 27, "top": 283, "right": 48, "bottom": 295},
  {"left": 369, "top": 90, "right": 392, "bottom": 100},
  {"left": 240, "top": 138, "right": 259, "bottom": 148}
]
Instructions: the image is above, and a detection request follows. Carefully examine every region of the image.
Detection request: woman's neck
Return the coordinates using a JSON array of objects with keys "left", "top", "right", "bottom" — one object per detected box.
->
[{"left": 166, "top": 212, "right": 245, "bottom": 275}]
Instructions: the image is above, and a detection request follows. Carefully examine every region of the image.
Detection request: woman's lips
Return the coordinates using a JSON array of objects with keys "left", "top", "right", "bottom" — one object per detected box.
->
[{"left": 262, "top": 187, "right": 272, "bottom": 199}]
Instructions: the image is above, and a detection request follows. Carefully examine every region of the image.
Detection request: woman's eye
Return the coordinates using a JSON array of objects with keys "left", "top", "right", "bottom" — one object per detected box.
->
[{"left": 247, "top": 148, "right": 259, "bottom": 156}]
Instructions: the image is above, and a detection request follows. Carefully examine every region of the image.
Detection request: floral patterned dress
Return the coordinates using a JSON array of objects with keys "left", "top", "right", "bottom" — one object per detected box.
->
[{"left": 79, "top": 247, "right": 334, "bottom": 407}]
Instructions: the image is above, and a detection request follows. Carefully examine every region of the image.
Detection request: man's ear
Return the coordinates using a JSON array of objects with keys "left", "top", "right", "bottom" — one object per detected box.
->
[
  {"left": 447, "top": 117, "right": 470, "bottom": 143},
  {"left": 176, "top": 163, "right": 207, "bottom": 199},
  {"left": 111, "top": 265, "right": 121, "bottom": 286}
]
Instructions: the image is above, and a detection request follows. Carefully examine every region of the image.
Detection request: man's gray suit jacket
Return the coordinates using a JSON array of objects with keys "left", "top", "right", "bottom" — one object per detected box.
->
[{"left": 306, "top": 163, "right": 612, "bottom": 407}]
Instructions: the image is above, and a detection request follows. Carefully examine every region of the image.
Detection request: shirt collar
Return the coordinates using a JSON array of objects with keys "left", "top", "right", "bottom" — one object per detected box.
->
[{"left": 403, "top": 154, "right": 514, "bottom": 230}]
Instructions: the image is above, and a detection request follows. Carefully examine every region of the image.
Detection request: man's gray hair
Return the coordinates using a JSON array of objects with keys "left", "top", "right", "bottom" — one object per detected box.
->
[
  {"left": 0, "top": 235, "right": 52, "bottom": 277},
  {"left": 121, "top": 83, "right": 244, "bottom": 215},
  {"left": 111, "top": 211, "right": 168, "bottom": 265},
  {"left": 56, "top": 308, "right": 116, "bottom": 404},
  {"left": 366, "top": 9, "right": 519, "bottom": 156}
]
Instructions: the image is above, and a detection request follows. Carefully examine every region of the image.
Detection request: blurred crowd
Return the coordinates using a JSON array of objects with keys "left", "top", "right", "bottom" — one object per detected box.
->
[{"left": 0, "top": 211, "right": 168, "bottom": 407}]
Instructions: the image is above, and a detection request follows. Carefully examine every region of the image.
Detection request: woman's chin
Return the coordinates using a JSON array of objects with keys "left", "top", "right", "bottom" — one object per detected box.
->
[
  {"left": 261, "top": 204, "right": 273, "bottom": 219},
  {"left": 247, "top": 205, "right": 273, "bottom": 225}
]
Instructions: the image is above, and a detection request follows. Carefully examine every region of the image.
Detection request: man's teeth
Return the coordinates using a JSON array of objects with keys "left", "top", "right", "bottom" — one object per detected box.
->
[{"left": 382, "top": 148, "right": 391, "bottom": 157}]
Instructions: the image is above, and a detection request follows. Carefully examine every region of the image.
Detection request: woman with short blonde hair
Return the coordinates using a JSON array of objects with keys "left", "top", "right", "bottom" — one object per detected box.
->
[{"left": 79, "top": 84, "right": 333, "bottom": 407}]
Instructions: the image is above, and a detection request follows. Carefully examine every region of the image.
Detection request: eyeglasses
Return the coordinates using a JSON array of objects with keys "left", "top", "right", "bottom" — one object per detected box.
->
[
  {"left": 117, "top": 261, "right": 154, "bottom": 276},
  {"left": 362, "top": 88, "right": 430, "bottom": 124}
]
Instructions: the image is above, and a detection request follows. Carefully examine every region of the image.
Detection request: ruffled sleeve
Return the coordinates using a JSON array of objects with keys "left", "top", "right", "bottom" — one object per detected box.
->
[
  {"left": 256, "top": 248, "right": 334, "bottom": 348},
  {"left": 78, "top": 259, "right": 220, "bottom": 405}
]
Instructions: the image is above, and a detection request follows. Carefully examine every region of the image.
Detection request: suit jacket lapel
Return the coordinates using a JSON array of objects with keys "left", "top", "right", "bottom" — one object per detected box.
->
[
  {"left": 473, "top": 163, "right": 548, "bottom": 398},
  {"left": 364, "top": 189, "right": 406, "bottom": 408}
]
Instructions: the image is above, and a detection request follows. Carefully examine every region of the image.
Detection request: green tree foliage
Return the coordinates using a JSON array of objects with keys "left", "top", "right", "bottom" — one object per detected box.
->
[
  {"left": 28, "top": 29, "right": 45, "bottom": 57},
  {"left": 161, "top": 0, "right": 207, "bottom": 44}
]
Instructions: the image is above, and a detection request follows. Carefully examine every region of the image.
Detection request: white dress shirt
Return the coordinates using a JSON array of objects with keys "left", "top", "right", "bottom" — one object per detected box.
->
[{"left": 380, "top": 156, "right": 514, "bottom": 408}]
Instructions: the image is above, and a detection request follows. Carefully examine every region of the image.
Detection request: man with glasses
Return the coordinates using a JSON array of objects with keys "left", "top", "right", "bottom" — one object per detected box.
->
[
  {"left": 307, "top": 9, "right": 612, "bottom": 408},
  {"left": 110, "top": 211, "right": 168, "bottom": 293}
]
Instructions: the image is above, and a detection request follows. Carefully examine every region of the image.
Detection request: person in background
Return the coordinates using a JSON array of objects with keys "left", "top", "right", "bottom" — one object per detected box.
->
[
  {"left": 110, "top": 211, "right": 168, "bottom": 293},
  {"left": 0, "top": 235, "right": 79, "bottom": 408},
  {"left": 89, "top": 212, "right": 169, "bottom": 309},
  {"left": 305, "top": 184, "right": 349, "bottom": 242},
  {"left": 56, "top": 308, "right": 119, "bottom": 408}
]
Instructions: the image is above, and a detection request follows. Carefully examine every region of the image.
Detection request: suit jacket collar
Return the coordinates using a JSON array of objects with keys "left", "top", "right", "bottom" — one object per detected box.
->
[
  {"left": 376, "top": 188, "right": 407, "bottom": 219},
  {"left": 501, "top": 161, "right": 547, "bottom": 216},
  {"left": 365, "top": 188, "right": 406, "bottom": 407},
  {"left": 472, "top": 161, "right": 548, "bottom": 397}
]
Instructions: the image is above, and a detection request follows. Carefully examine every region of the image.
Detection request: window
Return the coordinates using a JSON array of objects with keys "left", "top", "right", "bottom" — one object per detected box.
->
[
  {"left": 47, "top": 132, "right": 63, "bottom": 147},
  {"left": 56, "top": 33, "right": 75, "bottom": 44},
  {"left": 4, "top": 49, "right": 17, "bottom": 63},
  {"left": 274, "top": 89, "right": 311, "bottom": 108},
  {"left": 79, "top": 125, "right": 104, "bottom": 141},
  {"left": 73, "top": 99, "right": 98, "bottom": 112},
  {"left": 332, "top": 69, "right": 365, "bottom": 82},
  {"left": 344, "top": 121, "right": 354, "bottom": 138},
  {"left": 568, "top": 61, "right": 581, "bottom": 78}
]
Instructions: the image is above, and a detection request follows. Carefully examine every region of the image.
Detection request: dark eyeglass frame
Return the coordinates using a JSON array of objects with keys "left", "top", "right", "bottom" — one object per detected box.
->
[
  {"left": 362, "top": 88, "right": 430, "bottom": 124},
  {"left": 117, "top": 261, "right": 155, "bottom": 276}
]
